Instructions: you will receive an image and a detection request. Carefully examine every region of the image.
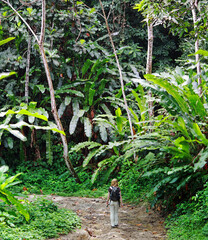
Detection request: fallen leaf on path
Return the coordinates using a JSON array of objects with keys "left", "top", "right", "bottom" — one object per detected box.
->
[
  {"left": 85, "top": 228, "right": 93, "bottom": 236},
  {"left": 157, "top": 206, "right": 162, "bottom": 211},
  {"left": 136, "top": 224, "right": 142, "bottom": 226},
  {"left": 152, "top": 231, "right": 158, "bottom": 234},
  {"left": 144, "top": 229, "right": 148, "bottom": 232}
]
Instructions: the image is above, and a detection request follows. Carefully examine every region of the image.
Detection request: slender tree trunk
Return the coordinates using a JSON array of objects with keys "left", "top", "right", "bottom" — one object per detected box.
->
[
  {"left": 146, "top": 18, "right": 154, "bottom": 118},
  {"left": 39, "top": 47, "right": 80, "bottom": 183},
  {"left": 190, "top": 0, "right": 202, "bottom": 96},
  {"left": 99, "top": 0, "right": 134, "bottom": 139},
  {"left": 3, "top": 0, "right": 81, "bottom": 183},
  {"left": 25, "top": 33, "right": 31, "bottom": 104},
  {"left": 39, "top": 0, "right": 80, "bottom": 183}
]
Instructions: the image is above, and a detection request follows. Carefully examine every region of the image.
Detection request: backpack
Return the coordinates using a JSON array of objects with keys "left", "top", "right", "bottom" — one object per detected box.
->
[{"left": 110, "top": 186, "right": 120, "bottom": 201}]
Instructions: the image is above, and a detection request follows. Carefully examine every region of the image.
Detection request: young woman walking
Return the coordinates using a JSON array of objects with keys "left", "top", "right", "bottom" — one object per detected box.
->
[{"left": 107, "top": 179, "right": 123, "bottom": 228}]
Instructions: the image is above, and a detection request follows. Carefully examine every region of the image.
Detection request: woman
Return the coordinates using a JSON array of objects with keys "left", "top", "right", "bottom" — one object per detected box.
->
[{"left": 107, "top": 179, "right": 123, "bottom": 228}]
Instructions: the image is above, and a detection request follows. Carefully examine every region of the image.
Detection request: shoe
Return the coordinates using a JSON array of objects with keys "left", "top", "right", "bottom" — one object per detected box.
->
[
  {"left": 111, "top": 226, "right": 116, "bottom": 228},
  {"left": 115, "top": 225, "right": 118, "bottom": 227}
]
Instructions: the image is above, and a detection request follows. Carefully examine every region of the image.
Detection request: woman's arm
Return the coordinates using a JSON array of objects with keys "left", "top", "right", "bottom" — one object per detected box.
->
[
  {"left": 107, "top": 191, "right": 110, "bottom": 206},
  {"left": 120, "top": 191, "right": 123, "bottom": 207}
]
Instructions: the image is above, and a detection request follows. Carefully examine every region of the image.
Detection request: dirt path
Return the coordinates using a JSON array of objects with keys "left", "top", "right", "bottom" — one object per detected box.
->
[{"left": 28, "top": 195, "right": 167, "bottom": 240}]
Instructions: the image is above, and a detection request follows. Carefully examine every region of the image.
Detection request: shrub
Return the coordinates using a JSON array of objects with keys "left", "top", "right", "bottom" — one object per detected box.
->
[
  {"left": 166, "top": 181, "right": 208, "bottom": 239},
  {"left": 0, "top": 197, "right": 81, "bottom": 240}
]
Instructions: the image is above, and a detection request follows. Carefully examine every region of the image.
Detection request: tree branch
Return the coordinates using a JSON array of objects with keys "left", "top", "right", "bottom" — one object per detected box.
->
[{"left": 2, "top": 0, "right": 39, "bottom": 43}]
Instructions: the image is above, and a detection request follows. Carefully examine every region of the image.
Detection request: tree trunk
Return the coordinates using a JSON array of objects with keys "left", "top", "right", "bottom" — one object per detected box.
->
[
  {"left": 39, "top": 0, "right": 80, "bottom": 183},
  {"left": 99, "top": 0, "right": 134, "bottom": 139},
  {"left": 3, "top": 0, "right": 81, "bottom": 183},
  {"left": 190, "top": 0, "right": 202, "bottom": 96},
  {"left": 146, "top": 18, "right": 154, "bottom": 118},
  {"left": 25, "top": 33, "right": 31, "bottom": 104},
  {"left": 39, "top": 46, "right": 80, "bottom": 183}
]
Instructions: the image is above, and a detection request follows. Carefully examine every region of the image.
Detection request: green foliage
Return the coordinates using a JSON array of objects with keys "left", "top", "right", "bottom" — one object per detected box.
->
[
  {"left": 46, "top": 131, "right": 53, "bottom": 165},
  {"left": 131, "top": 67, "right": 208, "bottom": 210},
  {"left": 0, "top": 165, "right": 29, "bottom": 221},
  {"left": 0, "top": 37, "right": 15, "bottom": 46},
  {"left": 0, "top": 104, "right": 65, "bottom": 146},
  {"left": 166, "top": 182, "right": 208, "bottom": 240},
  {"left": 118, "top": 154, "right": 156, "bottom": 203},
  {"left": 11, "top": 166, "right": 107, "bottom": 199},
  {"left": 0, "top": 197, "right": 81, "bottom": 240}
]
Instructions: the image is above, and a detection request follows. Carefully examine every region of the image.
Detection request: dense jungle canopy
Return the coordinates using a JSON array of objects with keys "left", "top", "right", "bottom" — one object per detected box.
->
[{"left": 1, "top": 0, "right": 208, "bottom": 239}]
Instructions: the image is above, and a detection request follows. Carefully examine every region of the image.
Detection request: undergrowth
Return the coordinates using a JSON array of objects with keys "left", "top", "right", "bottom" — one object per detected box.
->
[
  {"left": 0, "top": 196, "right": 81, "bottom": 240},
  {"left": 11, "top": 168, "right": 107, "bottom": 198},
  {"left": 165, "top": 182, "right": 208, "bottom": 240}
]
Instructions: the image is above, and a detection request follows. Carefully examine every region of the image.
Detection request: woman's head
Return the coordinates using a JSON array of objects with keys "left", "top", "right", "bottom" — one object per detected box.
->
[{"left": 111, "top": 178, "right": 118, "bottom": 187}]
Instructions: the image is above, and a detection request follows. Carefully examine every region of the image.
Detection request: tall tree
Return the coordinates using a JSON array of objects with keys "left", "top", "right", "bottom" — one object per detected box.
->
[
  {"left": 99, "top": 0, "right": 134, "bottom": 139},
  {"left": 25, "top": 33, "right": 31, "bottom": 104},
  {"left": 2, "top": 0, "right": 81, "bottom": 183},
  {"left": 134, "top": 1, "right": 163, "bottom": 117},
  {"left": 135, "top": 0, "right": 208, "bottom": 96},
  {"left": 190, "top": 0, "right": 202, "bottom": 95}
]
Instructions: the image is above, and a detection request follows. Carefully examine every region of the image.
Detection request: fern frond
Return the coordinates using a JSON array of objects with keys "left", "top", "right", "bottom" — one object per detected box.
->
[
  {"left": 69, "top": 141, "right": 102, "bottom": 153},
  {"left": 58, "top": 102, "right": 66, "bottom": 118},
  {"left": 91, "top": 168, "right": 100, "bottom": 184},
  {"left": 69, "top": 115, "right": 79, "bottom": 135},
  {"left": 84, "top": 117, "right": 92, "bottom": 138},
  {"left": 83, "top": 147, "right": 105, "bottom": 167},
  {"left": 98, "top": 124, "right": 108, "bottom": 142},
  {"left": 100, "top": 104, "right": 115, "bottom": 124},
  {"left": 145, "top": 74, "right": 189, "bottom": 114}
]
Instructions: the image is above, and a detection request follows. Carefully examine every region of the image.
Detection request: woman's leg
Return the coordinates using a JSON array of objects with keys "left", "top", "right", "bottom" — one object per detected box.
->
[
  {"left": 110, "top": 201, "right": 115, "bottom": 226},
  {"left": 114, "top": 201, "right": 119, "bottom": 226}
]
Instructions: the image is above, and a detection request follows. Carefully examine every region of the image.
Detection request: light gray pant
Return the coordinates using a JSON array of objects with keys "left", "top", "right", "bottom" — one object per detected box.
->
[{"left": 110, "top": 201, "right": 119, "bottom": 226}]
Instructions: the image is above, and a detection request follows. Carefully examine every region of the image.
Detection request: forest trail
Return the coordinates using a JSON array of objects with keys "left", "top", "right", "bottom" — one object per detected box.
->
[
  {"left": 28, "top": 195, "right": 167, "bottom": 240},
  {"left": 48, "top": 195, "right": 167, "bottom": 240}
]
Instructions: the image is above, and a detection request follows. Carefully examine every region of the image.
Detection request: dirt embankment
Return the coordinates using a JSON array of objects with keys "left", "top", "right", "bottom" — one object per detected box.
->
[{"left": 27, "top": 195, "right": 167, "bottom": 240}]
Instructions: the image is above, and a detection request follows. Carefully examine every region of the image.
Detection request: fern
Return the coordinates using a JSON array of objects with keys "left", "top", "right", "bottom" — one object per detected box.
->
[
  {"left": 69, "top": 115, "right": 79, "bottom": 135},
  {"left": 100, "top": 104, "right": 115, "bottom": 124},
  {"left": 82, "top": 59, "right": 93, "bottom": 77},
  {"left": 194, "top": 147, "right": 208, "bottom": 171},
  {"left": 98, "top": 123, "right": 108, "bottom": 142},
  {"left": 56, "top": 88, "right": 84, "bottom": 97},
  {"left": 83, "top": 147, "right": 106, "bottom": 167},
  {"left": 84, "top": 117, "right": 92, "bottom": 138},
  {"left": 69, "top": 141, "right": 102, "bottom": 153},
  {"left": 58, "top": 102, "right": 66, "bottom": 118},
  {"left": 103, "top": 97, "right": 126, "bottom": 109},
  {"left": 145, "top": 74, "right": 190, "bottom": 114},
  {"left": 132, "top": 90, "right": 146, "bottom": 122},
  {"left": 91, "top": 168, "right": 100, "bottom": 184}
]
